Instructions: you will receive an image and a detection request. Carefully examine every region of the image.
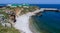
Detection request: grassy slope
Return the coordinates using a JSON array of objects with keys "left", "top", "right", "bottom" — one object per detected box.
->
[
  {"left": 0, "top": 8, "right": 20, "bottom": 33},
  {"left": 0, "top": 24, "right": 20, "bottom": 33}
]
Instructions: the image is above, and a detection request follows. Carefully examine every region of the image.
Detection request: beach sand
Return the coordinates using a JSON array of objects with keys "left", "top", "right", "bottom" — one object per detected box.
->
[{"left": 14, "top": 13, "right": 33, "bottom": 33}]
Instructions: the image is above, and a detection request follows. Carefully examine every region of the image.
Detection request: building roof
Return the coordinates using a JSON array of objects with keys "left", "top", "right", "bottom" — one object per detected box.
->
[{"left": 7, "top": 4, "right": 30, "bottom": 7}]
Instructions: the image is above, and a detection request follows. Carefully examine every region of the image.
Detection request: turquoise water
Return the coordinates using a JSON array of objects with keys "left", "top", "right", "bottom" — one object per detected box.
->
[{"left": 32, "top": 11, "right": 60, "bottom": 33}]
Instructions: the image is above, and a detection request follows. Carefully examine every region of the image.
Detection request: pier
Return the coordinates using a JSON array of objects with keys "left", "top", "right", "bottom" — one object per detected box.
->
[
  {"left": 32, "top": 8, "right": 60, "bottom": 16},
  {"left": 40, "top": 8, "right": 60, "bottom": 12},
  {"left": 32, "top": 8, "right": 60, "bottom": 14}
]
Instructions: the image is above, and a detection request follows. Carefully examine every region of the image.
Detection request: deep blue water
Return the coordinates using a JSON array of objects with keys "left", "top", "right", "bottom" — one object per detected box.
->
[
  {"left": 32, "top": 11, "right": 60, "bottom": 33},
  {"left": 30, "top": 4, "right": 60, "bottom": 9}
]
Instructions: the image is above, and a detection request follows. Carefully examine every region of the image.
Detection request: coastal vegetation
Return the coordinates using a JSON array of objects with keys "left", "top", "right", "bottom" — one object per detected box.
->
[
  {"left": 0, "top": 24, "right": 20, "bottom": 33},
  {"left": 0, "top": 10, "right": 20, "bottom": 33}
]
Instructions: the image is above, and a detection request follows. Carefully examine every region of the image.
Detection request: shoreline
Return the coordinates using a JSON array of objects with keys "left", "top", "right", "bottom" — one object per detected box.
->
[{"left": 29, "top": 17, "right": 40, "bottom": 33}]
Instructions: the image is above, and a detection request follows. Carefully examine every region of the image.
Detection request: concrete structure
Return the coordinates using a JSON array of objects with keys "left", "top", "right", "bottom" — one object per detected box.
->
[{"left": 39, "top": 8, "right": 60, "bottom": 12}]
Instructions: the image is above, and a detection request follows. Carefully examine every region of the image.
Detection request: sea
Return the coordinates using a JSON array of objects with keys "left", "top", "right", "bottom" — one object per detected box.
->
[
  {"left": 0, "top": 4, "right": 60, "bottom": 33},
  {"left": 30, "top": 4, "right": 60, "bottom": 33}
]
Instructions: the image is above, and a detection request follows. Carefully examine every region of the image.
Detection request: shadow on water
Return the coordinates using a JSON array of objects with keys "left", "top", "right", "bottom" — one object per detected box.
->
[{"left": 31, "top": 11, "right": 60, "bottom": 33}]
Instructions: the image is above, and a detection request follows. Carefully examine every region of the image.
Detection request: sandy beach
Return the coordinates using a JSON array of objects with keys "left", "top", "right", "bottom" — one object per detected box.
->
[{"left": 14, "top": 13, "right": 33, "bottom": 33}]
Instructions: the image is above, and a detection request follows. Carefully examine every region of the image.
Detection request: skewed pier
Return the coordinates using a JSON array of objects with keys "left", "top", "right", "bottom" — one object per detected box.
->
[
  {"left": 42, "top": 8, "right": 60, "bottom": 12},
  {"left": 34, "top": 8, "right": 60, "bottom": 16}
]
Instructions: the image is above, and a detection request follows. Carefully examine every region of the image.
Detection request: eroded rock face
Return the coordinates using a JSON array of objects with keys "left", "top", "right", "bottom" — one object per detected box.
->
[
  {"left": 14, "top": 8, "right": 23, "bottom": 16},
  {"left": 2, "top": 23, "right": 12, "bottom": 27}
]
